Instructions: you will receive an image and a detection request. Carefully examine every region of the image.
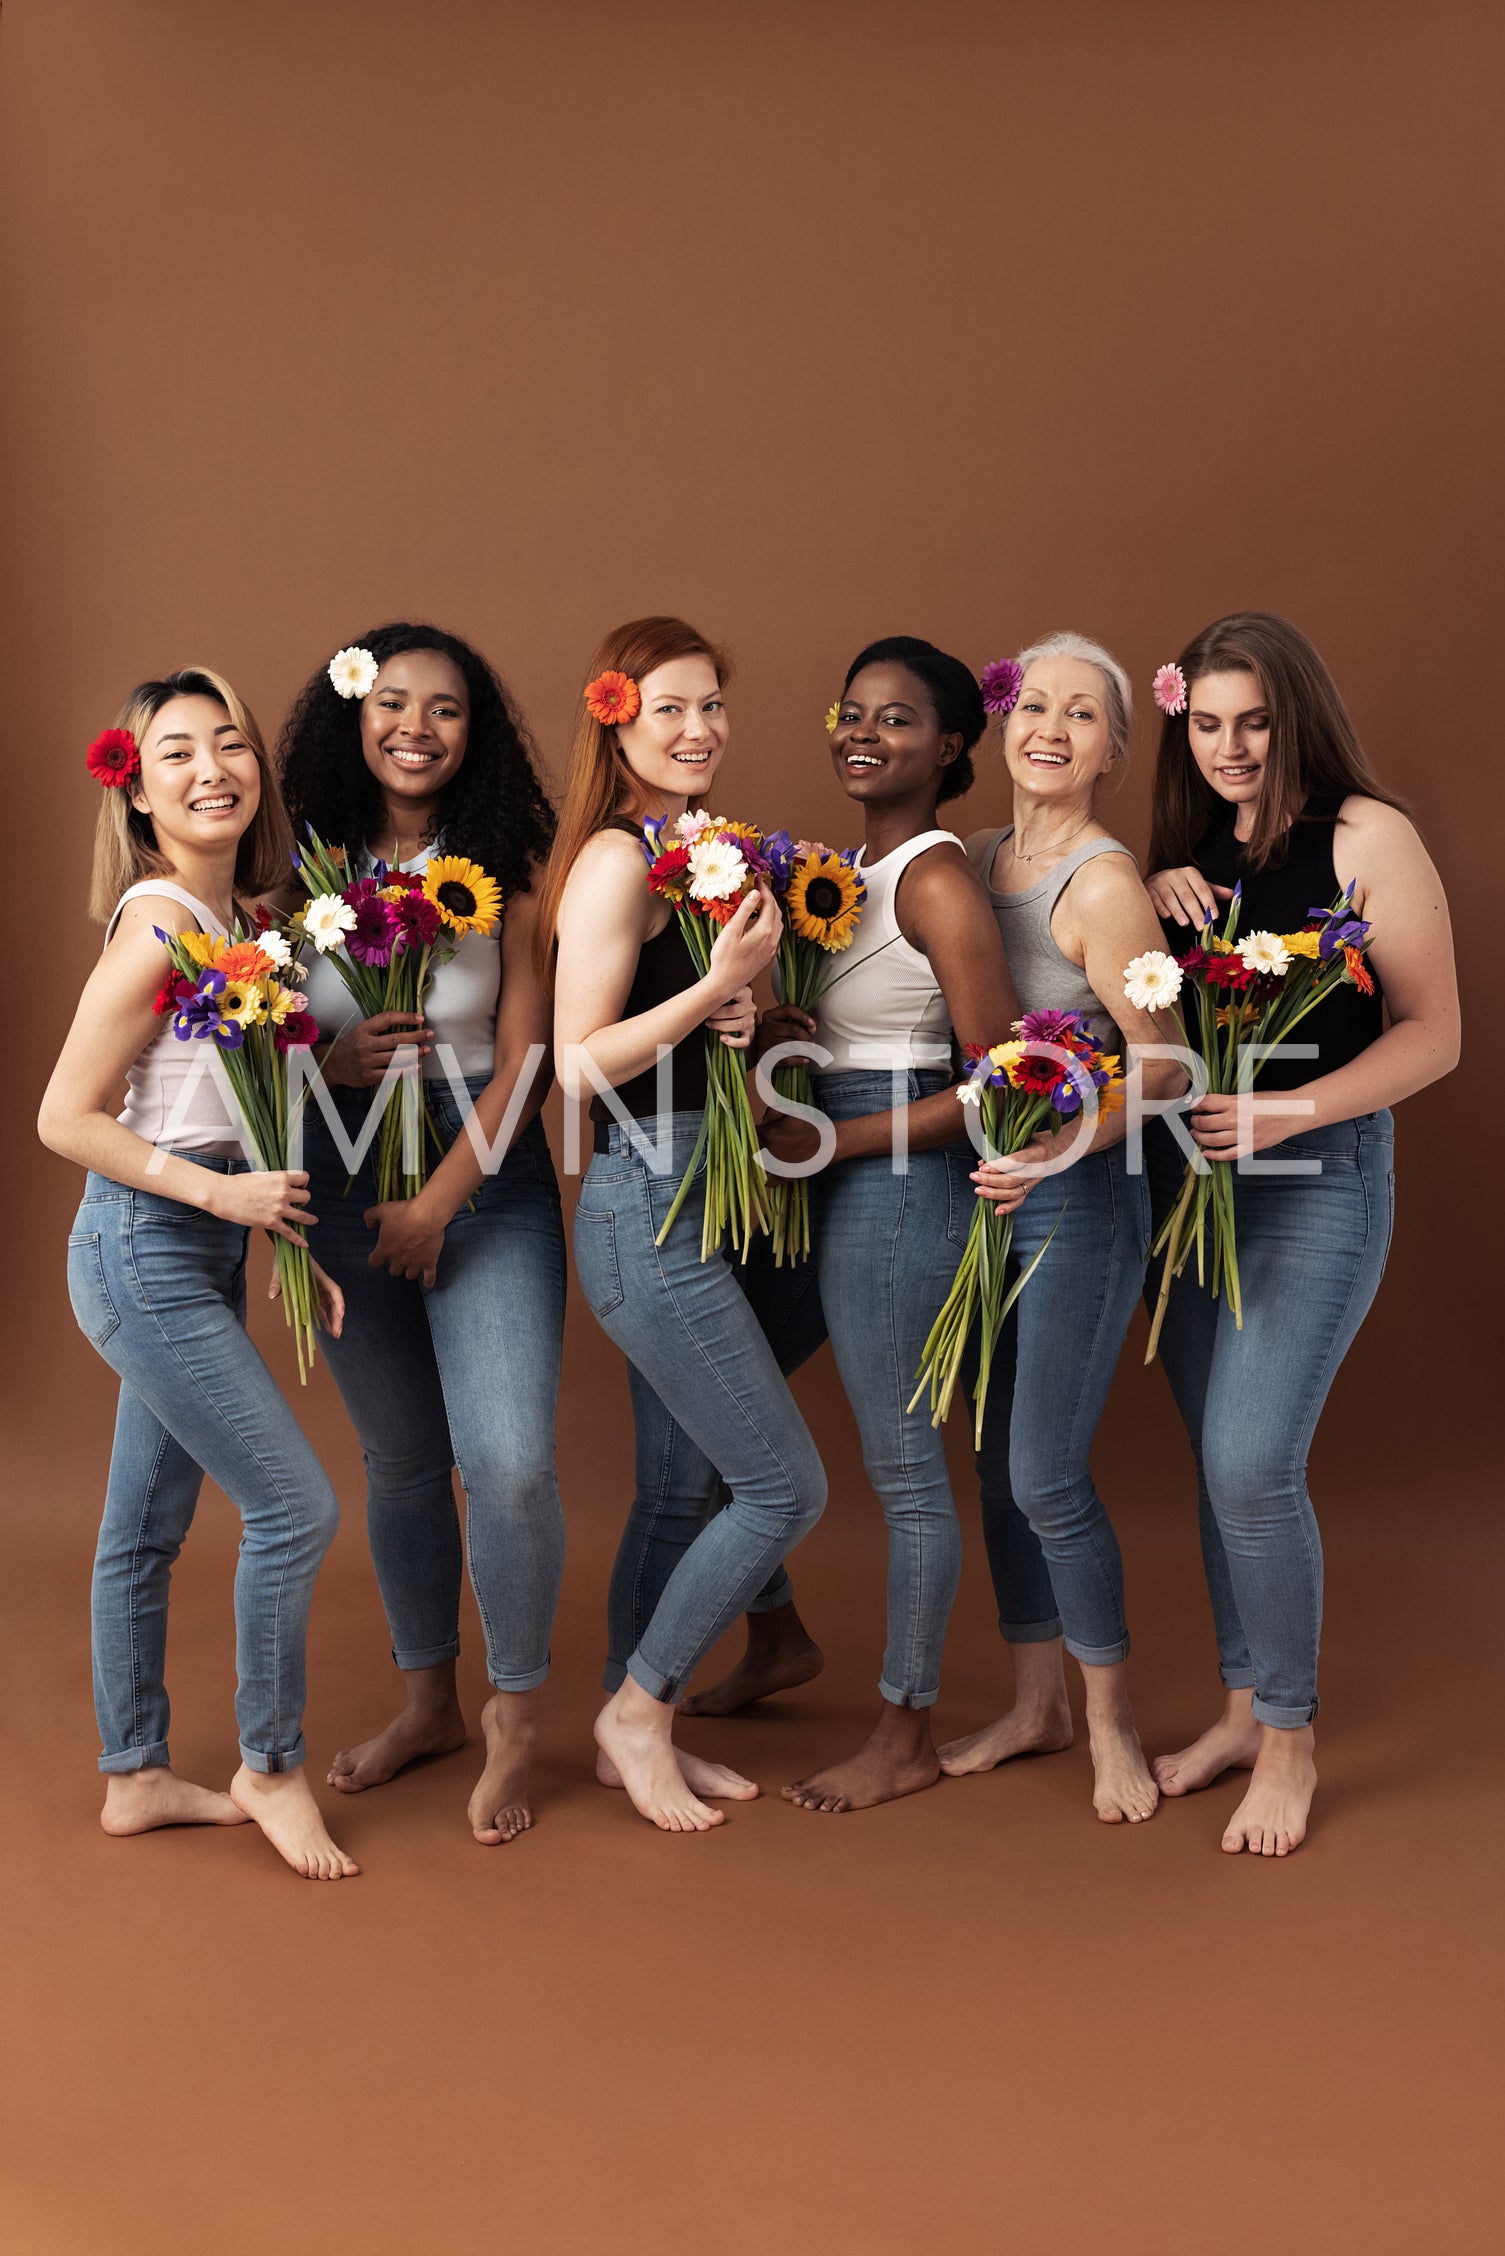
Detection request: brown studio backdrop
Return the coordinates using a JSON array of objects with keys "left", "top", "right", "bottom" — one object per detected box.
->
[{"left": 1, "top": 6, "right": 1501, "bottom": 2255}]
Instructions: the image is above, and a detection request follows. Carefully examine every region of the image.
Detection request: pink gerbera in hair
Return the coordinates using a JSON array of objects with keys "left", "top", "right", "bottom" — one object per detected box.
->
[
  {"left": 980, "top": 660, "right": 1024, "bottom": 716},
  {"left": 1152, "top": 663, "right": 1188, "bottom": 716}
]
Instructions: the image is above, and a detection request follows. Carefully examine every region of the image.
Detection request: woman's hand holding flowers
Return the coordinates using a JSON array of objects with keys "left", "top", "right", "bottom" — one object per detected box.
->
[
  {"left": 268, "top": 1256, "right": 345, "bottom": 1336},
  {"left": 321, "top": 1011, "right": 432, "bottom": 1086},
  {"left": 704, "top": 880, "right": 783, "bottom": 997},
  {"left": 752, "top": 1002, "right": 819, "bottom": 1062},
  {"left": 1144, "top": 865, "right": 1235, "bottom": 928},
  {"left": 970, "top": 1136, "right": 1049, "bottom": 1211},
  {"left": 208, "top": 1167, "right": 317, "bottom": 1243},
  {"left": 704, "top": 985, "right": 757, "bottom": 1050},
  {"left": 1188, "top": 1090, "right": 1299, "bottom": 1162}
]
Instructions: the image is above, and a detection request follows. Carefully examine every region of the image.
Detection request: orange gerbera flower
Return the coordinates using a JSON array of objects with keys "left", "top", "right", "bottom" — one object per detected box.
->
[
  {"left": 1342, "top": 944, "right": 1375, "bottom": 995},
  {"left": 584, "top": 670, "right": 642, "bottom": 727},
  {"left": 216, "top": 940, "right": 275, "bottom": 982}
]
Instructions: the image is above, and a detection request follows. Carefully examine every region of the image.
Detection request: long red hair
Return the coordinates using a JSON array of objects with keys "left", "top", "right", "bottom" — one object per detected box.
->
[{"left": 534, "top": 615, "right": 732, "bottom": 975}]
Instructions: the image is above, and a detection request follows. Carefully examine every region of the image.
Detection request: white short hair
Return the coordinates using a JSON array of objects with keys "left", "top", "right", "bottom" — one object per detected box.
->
[{"left": 1013, "top": 631, "right": 1133, "bottom": 762}]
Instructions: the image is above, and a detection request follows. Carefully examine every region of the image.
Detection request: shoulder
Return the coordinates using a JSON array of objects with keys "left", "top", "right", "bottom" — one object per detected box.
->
[
  {"left": 1334, "top": 794, "right": 1418, "bottom": 850},
  {"left": 895, "top": 840, "right": 994, "bottom": 938},
  {"left": 1061, "top": 841, "right": 1142, "bottom": 905},
  {"left": 557, "top": 827, "right": 651, "bottom": 931},
  {"left": 106, "top": 892, "right": 203, "bottom": 947}
]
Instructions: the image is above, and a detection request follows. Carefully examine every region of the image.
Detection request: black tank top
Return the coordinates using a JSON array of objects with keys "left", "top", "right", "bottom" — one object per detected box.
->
[
  {"left": 589, "top": 820, "right": 711, "bottom": 1123},
  {"left": 1162, "top": 794, "right": 1384, "bottom": 1090}
]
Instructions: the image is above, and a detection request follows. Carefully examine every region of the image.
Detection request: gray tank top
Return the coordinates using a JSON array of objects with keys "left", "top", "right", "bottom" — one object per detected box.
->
[{"left": 965, "top": 828, "right": 1135, "bottom": 1053}]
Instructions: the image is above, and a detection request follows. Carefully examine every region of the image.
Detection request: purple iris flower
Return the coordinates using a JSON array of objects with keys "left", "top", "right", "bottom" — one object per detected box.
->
[
  {"left": 762, "top": 828, "right": 796, "bottom": 892},
  {"left": 172, "top": 970, "right": 243, "bottom": 1048}
]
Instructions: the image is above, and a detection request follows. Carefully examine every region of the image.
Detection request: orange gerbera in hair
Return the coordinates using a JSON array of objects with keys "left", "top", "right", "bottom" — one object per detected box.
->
[{"left": 584, "top": 670, "right": 641, "bottom": 727}]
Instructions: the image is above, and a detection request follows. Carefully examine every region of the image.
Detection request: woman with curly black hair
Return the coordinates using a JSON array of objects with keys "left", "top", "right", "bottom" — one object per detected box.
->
[{"left": 279, "top": 622, "right": 565, "bottom": 1848}]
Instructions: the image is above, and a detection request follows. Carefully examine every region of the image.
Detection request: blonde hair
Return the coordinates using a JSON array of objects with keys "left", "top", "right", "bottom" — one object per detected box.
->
[{"left": 88, "top": 667, "right": 294, "bottom": 922}]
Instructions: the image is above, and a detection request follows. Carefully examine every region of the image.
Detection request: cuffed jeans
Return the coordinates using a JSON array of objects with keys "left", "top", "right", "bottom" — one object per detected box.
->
[
  {"left": 304, "top": 1086, "right": 566, "bottom": 1693},
  {"left": 973, "top": 1142, "right": 1150, "bottom": 1668},
  {"left": 1145, "top": 1112, "right": 1395, "bottom": 1728},
  {"left": 68, "top": 1161, "right": 340, "bottom": 1775},
  {"left": 810, "top": 1070, "right": 971, "bottom": 1708},
  {"left": 574, "top": 1112, "right": 827, "bottom": 1702}
]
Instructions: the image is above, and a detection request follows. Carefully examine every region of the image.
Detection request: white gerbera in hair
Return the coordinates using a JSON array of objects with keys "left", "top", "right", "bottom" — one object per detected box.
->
[
  {"left": 1123, "top": 950, "right": 1183, "bottom": 1011},
  {"left": 687, "top": 836, "right": 747, "bottom": 903},
  {"left": 1238, "top": 930, "right": 1292, "bottom": 978},
  {"left": 328, "top": 646, "right": 379, "bottom": 700},
  {"left": 303, "top": 893, "right": 359, "bottom": 953}
]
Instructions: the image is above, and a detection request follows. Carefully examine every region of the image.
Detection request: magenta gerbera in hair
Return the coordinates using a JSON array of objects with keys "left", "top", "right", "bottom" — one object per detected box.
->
[
  {"left": 1152, "top": 663, "right": 1188, "bottom": 716},
  {"left": 980, "top": 659, "right": 1024, "bottom": 716}
]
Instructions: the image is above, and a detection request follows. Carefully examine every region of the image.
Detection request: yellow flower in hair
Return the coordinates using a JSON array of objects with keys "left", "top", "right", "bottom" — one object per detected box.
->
[
  {"left": 786, "top": 853, "right": 864, "bottom": 951},
  {"left": 824, "top": 704, "right": 840, "bottom": 734},
  {"left": 422, "top": 854, "right": 502, "bottom": 938}
]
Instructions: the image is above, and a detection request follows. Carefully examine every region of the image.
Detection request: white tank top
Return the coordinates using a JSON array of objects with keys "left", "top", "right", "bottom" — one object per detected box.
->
[
  {"left": 301, "top": 845, "right": 501, "bottom": 1080},
  {"left": 813, "top": 830, "right": 960, "bottom": 1074},
  {"left": 107, "top": 881, "right": 245, "bottom": 1158}
]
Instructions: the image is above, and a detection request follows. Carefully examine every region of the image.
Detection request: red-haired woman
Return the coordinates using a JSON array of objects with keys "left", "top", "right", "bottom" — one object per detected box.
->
[
  {"left": 1144, "top": 612, "right": 1458, "bottom": 1855},
  {"left": 543, "top": 616, "right": 828, "bottom": 1833}
]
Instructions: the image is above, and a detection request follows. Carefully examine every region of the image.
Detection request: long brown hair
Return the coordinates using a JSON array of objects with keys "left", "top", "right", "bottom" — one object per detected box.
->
[
  {"left": 534, "top": 614, "right": 732, "bottom": 974},
  {"left": 89, "top": 667, "right": 293, "bottom": 922},
  {"left": 1148, "top": 612, "right": 1406, "bottom": 872}
]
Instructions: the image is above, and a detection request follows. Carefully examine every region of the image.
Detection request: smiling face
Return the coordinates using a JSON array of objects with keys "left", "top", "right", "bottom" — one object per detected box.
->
[
  {"left": 128, "top": 694, "right": 261, "bottom": 856},
  {"left": 830, "top": 661, "right": 960, "bottom": 805},
  {"left": 1186, "top": 667, "right": 1270, "bottom": 813},
  {"left": 360, "top": 649, "right": 470, "bottom": 814},
  {"left": 614, "top": 654, "right": 729, "bottom": 809},
  {"left": 1003, "top": 654, "right": 1116, "bottom": 805}
]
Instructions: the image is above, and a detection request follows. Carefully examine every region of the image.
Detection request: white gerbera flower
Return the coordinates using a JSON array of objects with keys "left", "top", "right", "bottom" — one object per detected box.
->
[
  {"left": 257, "top": 928, "right": 293, "bottom": 968},
  {"left": 958, "top": 1081, "right": 983, "bottom": 1106},
  {"left": 687, "top": 836, "right": 748, "bottom": 903},
  {"left": 328, "top": 645, "right": 379, "bottom": 700},
  {"left": 304, "top": 893, "right": 359, "bottom": 953},
  {"left": 1238, "top": 930, "right": 1292, "bottom": 978},
  {"left": 1123, "top": 950, "right": 1184, "bottom": 1011}
]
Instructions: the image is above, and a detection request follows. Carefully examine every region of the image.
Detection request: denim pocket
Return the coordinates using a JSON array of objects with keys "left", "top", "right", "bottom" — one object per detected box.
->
[
  {"left": 573, "top": 1205, "right": 624, "bottom": 1319},
  {"left": 67, "top": 1232, "right": 120, "bottom": 1348},
  {"left": 945, "top": 1157, "right": 976, "bottom": 1252}
]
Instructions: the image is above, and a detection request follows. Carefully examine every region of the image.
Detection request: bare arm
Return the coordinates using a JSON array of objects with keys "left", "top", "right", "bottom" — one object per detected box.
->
[
  {"left": 37, "top": 895, "right": 318, "bottom": 1241},
  {"left": 1049, "top": 854, "right": 1187, "bottom": 1161},
  {"left": 1192, "top": 797, "right": 1459, "bottom": 1158},
  {"left": 553, "top": 830, "right": 780, "bottom": 1095}
]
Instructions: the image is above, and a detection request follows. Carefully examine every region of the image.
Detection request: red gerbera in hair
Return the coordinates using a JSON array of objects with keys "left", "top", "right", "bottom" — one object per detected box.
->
[
  {"left": 584, "top": 671, "right": 642, "bottom": 727},
  {"left": 86, "top": 728, "right": 140, "bottom": 787}
]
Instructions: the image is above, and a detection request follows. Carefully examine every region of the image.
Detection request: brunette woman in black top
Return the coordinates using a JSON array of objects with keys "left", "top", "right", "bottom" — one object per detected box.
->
[{"left": 1144, "top": 612, "right": 1458, "bottom": 1856}]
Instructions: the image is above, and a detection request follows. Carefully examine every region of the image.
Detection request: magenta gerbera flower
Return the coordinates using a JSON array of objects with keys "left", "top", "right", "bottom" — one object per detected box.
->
[
  {"left": 980, "top": 659, "right": 1024, "bottom": 717},
  {"left": 1018, "top": 1007, "right": 1089, "bottom": 1049},
  {"left": 346, "top": 893, "right": 399, "bottom": 966},
  {"left": 392, "top": 891, "right": 442, "bottom": 951}
]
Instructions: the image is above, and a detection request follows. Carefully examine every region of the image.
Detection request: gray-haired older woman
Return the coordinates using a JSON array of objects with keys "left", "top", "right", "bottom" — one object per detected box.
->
[{"left": 938, "top": 633, "right": 1183, "bottom": 1825}]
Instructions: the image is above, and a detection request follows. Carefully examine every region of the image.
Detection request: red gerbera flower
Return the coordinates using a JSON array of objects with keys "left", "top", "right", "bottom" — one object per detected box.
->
[
  {"left": 274, "top": 1013, "right": 321, "bottom": 1052},
  {"left": 1343, "top": 944, "right": 1375, "bottom": 995},
  {"left": 152, "top": 971, "right": 196, "bottom": 1018},
  {"left": 86, "top": 728, "right": 140, "bottom": 788},
  {"left": 647, "top": 844, "right": 691, "bottom": 897},
  {"left": 584, "top": 670, "right": 642, "bottom": 727},
  {"left": 1007, "top": 1050, "right": 1064, "bottom": 1096}
]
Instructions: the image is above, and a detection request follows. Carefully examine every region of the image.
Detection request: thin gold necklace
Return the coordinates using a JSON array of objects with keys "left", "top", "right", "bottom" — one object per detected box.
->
[{"left": 1010, "top": 814, "right": 1093, "bottom": 866}]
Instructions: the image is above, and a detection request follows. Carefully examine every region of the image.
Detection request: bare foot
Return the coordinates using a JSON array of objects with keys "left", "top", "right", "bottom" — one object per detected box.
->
[
  {"left": 782, "top": 1705, "right": 940, "bottom": 1814},
  {"left": 468, "top": 1690, "right": 538, "bottom": 1846},
  {"left": 679, "top": 1616, "right": 825, "bottom": 1717},
  {"left": 100, "top": 1766, "right": 249, "bottom": 1836},
  {"left": 593, "top": 1685, "right": 724, "bottom": 1833},
  {"left": 327, "top": 1700, "right": 466, "bottom": 1793},
  {"left": 595, "top": 1745, "right": 759, "bottom": 1801},
  {"left": 230, "top": 1765, "right": 361, "bottom": 1879},
  {"left": 1153, "top": 1688, "right": 1261, "bottom": 1796},
  {"left": 1087, "top": 1712, "right": 1158, "bottom": 1824},
  {"left": 938, "top": 1702, "right": 1074, "bottom": 1776},
  {"left": 1221, "top": 1726, "right": 1316, "bottom": 1857}
]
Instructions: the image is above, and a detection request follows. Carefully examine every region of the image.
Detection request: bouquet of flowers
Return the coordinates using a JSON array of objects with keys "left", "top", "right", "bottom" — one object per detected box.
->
[
  {"left": 290, "top": 827, "right": 502, "bottom": 1202},
  {"left": 909, "top": 1012, "right": 1124, "bottom": 1446},
  {"left": 642, "top": 810, "right": 773, "bottom": 1261},
  {"left": 760, "top": 834, "right": 866, "bottom": 1263},
  {"left": 154, "top": 922, "right": 324, "bottom": 1383},
  {"left": 1127, "top": 882, "right": 1376, "bottom": 1361}
]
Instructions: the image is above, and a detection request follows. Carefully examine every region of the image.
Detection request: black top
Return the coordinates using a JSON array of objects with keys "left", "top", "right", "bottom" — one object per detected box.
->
[
  {"left": 588, "top": 821, "right": 710, "bottom": 1123},
  {"left": 1160, "top": 794, "right": 1384, "bottom": 1090}
]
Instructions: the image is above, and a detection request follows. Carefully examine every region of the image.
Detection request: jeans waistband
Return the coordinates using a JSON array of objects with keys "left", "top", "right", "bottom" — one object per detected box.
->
[{"left": 591, "top": 1109, "right": 705, "bottom": 1159}]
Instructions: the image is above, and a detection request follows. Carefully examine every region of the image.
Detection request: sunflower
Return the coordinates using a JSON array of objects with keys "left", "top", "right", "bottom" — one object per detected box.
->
[
  {"left": 422, "top": 854, "right": 502, "bottom": 938},
  {"left": 786, "top": 853, "right": 863, "bottom": 951}
]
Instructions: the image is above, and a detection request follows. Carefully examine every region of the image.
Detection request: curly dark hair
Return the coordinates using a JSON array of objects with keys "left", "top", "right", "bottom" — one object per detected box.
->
[
  {"left": 278, "top": 621, "right": 556, "bottom": 900},
  {"left": 842, "top": 635, "right": 985, "bottom": 804}
]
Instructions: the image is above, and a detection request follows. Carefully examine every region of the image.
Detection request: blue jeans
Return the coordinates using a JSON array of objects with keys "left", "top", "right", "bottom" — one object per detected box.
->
[
  {"left": 573, "top": 1112, "right": 827, "bottom": 1701},
  {"left": 304, "top": 1087, "right": 566, "bottom": 1692},
  {"left": 603, "top": 1239, "right": 827, "bottom": 1691},
  {"left": 972, "top": 1143, "right": 1150, "bottom": 1667},
  {"left": 810, "top": 1069, "right": 971, "bottom": 1707},
  {"left": 1145, "top": 1112, "right": 1396, "bottom": 1728},
  {"left": 67, "top": 1161, "right": 340, "bottom": 1774}
]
